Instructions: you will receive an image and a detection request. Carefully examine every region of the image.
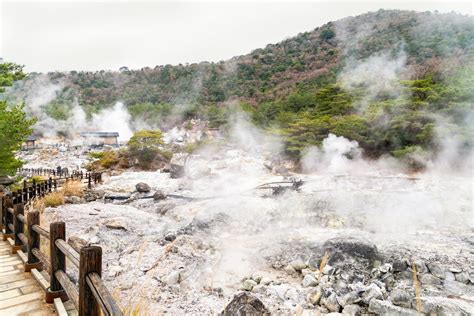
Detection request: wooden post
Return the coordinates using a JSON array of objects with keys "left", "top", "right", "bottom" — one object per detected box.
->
[
  {"left": 25, "top": 211, "right": 42, "bottom": 272},
  {"left": 23, "top": 180, "right": 28, "bottom": 204},
  {"left": 12, "top": 203, "right": 24, "bottom": 254},
  {"left": 88, "top": 174, "right": 92, "bottom": 189},
  {"left": 3, "top": 196, "right": 14, "bottom": 240},
  {"left": 79, "top": 246, "right": 102, "bottom": 316},
  {"left": 49, "top": 177, "right": 53, "bottom": 192},
  {"left": 46, "top": 222, "right": 68, "bottom": 303},
  {"left": 0, "top": 196, "right": 3, "bottom": 230}
]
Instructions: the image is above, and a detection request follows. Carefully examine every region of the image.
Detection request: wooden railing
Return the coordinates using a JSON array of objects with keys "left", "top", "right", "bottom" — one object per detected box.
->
[{"left": 0, "top": 170, "right": 122, "bottom": 316}]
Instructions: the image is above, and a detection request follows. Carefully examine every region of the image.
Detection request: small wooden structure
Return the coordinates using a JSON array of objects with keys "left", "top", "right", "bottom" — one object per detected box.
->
[
  {"left": 80, "top": 132, "right": 119, "bottom": 147},
  {"left": 23, "top": 135, "right": 37, "bottom": 150}
]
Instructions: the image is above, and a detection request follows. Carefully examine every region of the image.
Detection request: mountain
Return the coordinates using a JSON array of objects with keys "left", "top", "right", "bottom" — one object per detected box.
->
[{"left": 5, "top": 9, "right": 474, "bottom": 162}]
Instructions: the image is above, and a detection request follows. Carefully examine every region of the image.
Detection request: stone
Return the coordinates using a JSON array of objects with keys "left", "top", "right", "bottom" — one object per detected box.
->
[
  {"left": 170, "top": 154, "right": 187, "bottom": 179},
  {"left": 163, "top": 271, "right": 181, "bottom": 285},
  {"left": 321, "top": 292, "right": 341, "bottom": 313},
  {"left": 379, "top": 263, "right": 392, "bottom": 274},
  {"left": 337, "top": 291, "right": 360, "bottom": 307},
  {"left": 322, "top": 264, "right": 335, "bottom": 275},
  {"left": 221, "top": 292, "right": 270, "bottom": 316},
  {"left": 251, "top": 274, "right": 262, "bottom": 284},
  {"left": 449, "top": 266, "right": 462, "bottom": 273},
  {"left": 390, "top": 288, "right": 412, "bottom": 308},
  {"left": 306, "top": 287, "right": 323, "bottom": 305},
  {"left": 443, "top": 280, "right": 470, "bottom": 296},
  {"left": 164, "top": 231, "right": 177, "bottom": 242},
  {"left": 369, "top": 299, "right": 418, "bottom": 316},
  {"left": 362, "top": 283, "right": 383, "bottom": 304},
  {"left": 153, "top": 190, "right": 167, "bottom": 201},
  {"left": 135, "top": 182, "right": 151, "bottom": 193},
  {"left": 350, "top": 281, "right": 366, "bottom": 293},
  {"left": 104, "top": 219, "right": 128, "bottom": 230},
  {"left": 342, "top": 304, "right": 361, "bottom": 316},
  {"left": 241, "top": 279, "right": 258, "bottom": 291},
  {"left": 454, "top": 271, "right": 469, "bottom": 284},
  {"left": 419, "top": 274, "right": 442, "bottom": 286},
  {"left": 290, "top": 258, "right": 307, "bottom": 271},
  {"left": 65, "top": 195, "right": 85, "bottom": 204},
  {"left": 427, "top": 262, "right": 446, "bottom": 279},
  {"left": 393, "top": 259, "right": 408, "bottom": 272},
  {"left": 322, "top": 237, "right": 379, "bottom": 267},
  {"left": 302, "top": 274, "right": 318, "bottom": 287},
  {"left": 443, "top": 271, "right": 455, "bottom": 281},
  {"left": 414, "top": 260, "right": 428, "bottom": 274},
  {"left": 284, "top": 265, "right": 298, "bottom": 276}
]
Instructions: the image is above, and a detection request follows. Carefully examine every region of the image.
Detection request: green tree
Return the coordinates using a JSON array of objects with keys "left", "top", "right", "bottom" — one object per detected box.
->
[
  {"left": 0, "top": 63, "right": 36, "bottom": 176},
  {"left": 127, "top": 130, "right": 168, "bottom": 169}
]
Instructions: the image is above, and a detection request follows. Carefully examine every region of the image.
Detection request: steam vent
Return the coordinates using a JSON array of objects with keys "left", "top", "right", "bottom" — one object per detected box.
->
[{"left": 1, "top": 5, "right": 473, "bottom": 316}]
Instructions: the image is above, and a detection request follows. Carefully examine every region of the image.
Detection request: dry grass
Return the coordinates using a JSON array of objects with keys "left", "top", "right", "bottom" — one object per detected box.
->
[
  {"left": 412, "top": 261, "right": 422, "bottom": 314},
  {"left": 112, "top": 290, "right": 150, "bottom": 316},
  {"left": 319, "top": 250, "right": 330, "bottom": 279},
  {"left": 44, "top": 191, "right": 65, "bottom": 207},
  {"left": 62, "top": 180, "right": 84, "bottom": 197}
]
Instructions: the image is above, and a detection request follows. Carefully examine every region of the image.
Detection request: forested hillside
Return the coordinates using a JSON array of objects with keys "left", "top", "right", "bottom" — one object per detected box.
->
[{"left": 5, "top": 9, "right": 474, "bottom": 161}]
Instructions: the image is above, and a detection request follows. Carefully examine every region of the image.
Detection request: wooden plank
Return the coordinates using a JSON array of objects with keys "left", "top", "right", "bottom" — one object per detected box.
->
[
  {"left": 31, "top": 268, "right": 50, "bottom": 291},
  {"left": 0, "top": 259, "right": 21, "bottom": 267},
  {"left": 19, "top": 284, "right": 42, "bottom": 295},
  {"left": 0, "top": 256, "right": 20, "bottom": 263},
  {"left": 0, "top": 279, "right": 36, "bottom": 292},
  {"left": 17, "top": 250, "right": 27, "bottom": 263},
  {"left": 0, "top": 266, "right": 15, "bottom": 272},
  {"left": 0, "top": 298, "right": 43, "bottom": 315},
  {"left": 0, "top": 273, "right": 24, "bottom": 284},
  {"left": 0, "top": 290, "right": 43, "bottom": 308},
  {"left": 0, "top": 289, "right": 21, "bottom": 301},
  {"left": 0, "top": 270, "right": 21, "bottom": 277},
  {"left": 54, "top": 297, "right": 69, "bottom": 316}
]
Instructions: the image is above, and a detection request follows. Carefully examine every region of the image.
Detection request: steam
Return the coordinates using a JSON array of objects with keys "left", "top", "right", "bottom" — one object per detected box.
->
[{"left": 19, "top": 75, "right": 133, "bottom": 141}]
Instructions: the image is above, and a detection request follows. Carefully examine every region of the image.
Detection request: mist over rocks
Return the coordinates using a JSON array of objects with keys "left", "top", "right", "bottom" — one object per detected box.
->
[{"left": 8, "top": 7, "right": 473, "bottom": 315}]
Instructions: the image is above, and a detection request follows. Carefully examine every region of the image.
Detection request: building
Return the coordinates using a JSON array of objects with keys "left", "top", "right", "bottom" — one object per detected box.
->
[
  {"left": 23, "top": 135, "right": 37, "bottom": 150},
  {"left": 80, "top": 132, "right": 119, "bottom": 147}
]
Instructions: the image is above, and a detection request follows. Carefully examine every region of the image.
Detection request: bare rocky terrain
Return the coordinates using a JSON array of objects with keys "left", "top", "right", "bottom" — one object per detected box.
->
[{"left": 21, "top": 139, "right": 474, "bottom": 315}]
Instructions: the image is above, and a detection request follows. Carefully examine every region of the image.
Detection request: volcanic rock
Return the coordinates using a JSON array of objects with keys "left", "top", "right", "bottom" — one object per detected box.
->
[
  {"left": 135, "top": 182, "right": 151, "bottom": 193},
  {"left": 221, "top": 292, "right": 270, "bottom": 316},
  {"left": 390, "top": 288, "right": 412, "bottom": 308},
  {"left": 369, "top": 299, "right": 418, "bottom": 315},
  {"left": 170, "top": 154, "right": 187, "bottom": 178},
  {"left": 153, "top": 190, "right": 167, "bottom": 201},
  {"left": 322, "top": 237, "right": 379, "bottom": 267}
]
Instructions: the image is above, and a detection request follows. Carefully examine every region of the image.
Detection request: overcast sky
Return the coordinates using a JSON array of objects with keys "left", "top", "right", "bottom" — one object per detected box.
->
[{"left": 1, "top": 0, "right": 472, "bottom": 72}]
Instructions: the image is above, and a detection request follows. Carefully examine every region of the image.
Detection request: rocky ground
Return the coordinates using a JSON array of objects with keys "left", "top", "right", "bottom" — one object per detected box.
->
[{"left": 24, "top": 142, "right": 474, "bottom": 315}]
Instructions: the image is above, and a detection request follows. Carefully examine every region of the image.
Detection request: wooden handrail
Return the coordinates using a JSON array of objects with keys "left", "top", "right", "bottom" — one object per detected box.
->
[
  {"left": 56, "top": 269, "right": 80, "bottom": 309},
  {"left": 56, "top": 238, "right": 80, "bottom": 267},
  {"left": 2, "top": 169, "right": 116, "bottom": 316},
  {"left": 86, "top": 272, "right": 123, "bottom": 316},
  {"left": 32, "top": 224, "right": 50, "bottom": 238}
]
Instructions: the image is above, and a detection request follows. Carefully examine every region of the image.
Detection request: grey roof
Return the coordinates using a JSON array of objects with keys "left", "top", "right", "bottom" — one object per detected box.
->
[
  {"left": 80, "top": 132, "right": 119, "bottom": 137},
  {"left": 26, "top": 135, "right": 37, "bottom": 141}
]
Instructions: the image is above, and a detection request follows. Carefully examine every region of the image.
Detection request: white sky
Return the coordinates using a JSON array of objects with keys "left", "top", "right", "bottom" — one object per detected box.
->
[{"left": 1, "top": 0, "right": 472, "bottom": 72}]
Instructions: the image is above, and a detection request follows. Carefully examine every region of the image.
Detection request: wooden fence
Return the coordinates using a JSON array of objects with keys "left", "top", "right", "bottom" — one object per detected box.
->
[{"left": 1, "top": 169, "right": 122, "bottom": 316}]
